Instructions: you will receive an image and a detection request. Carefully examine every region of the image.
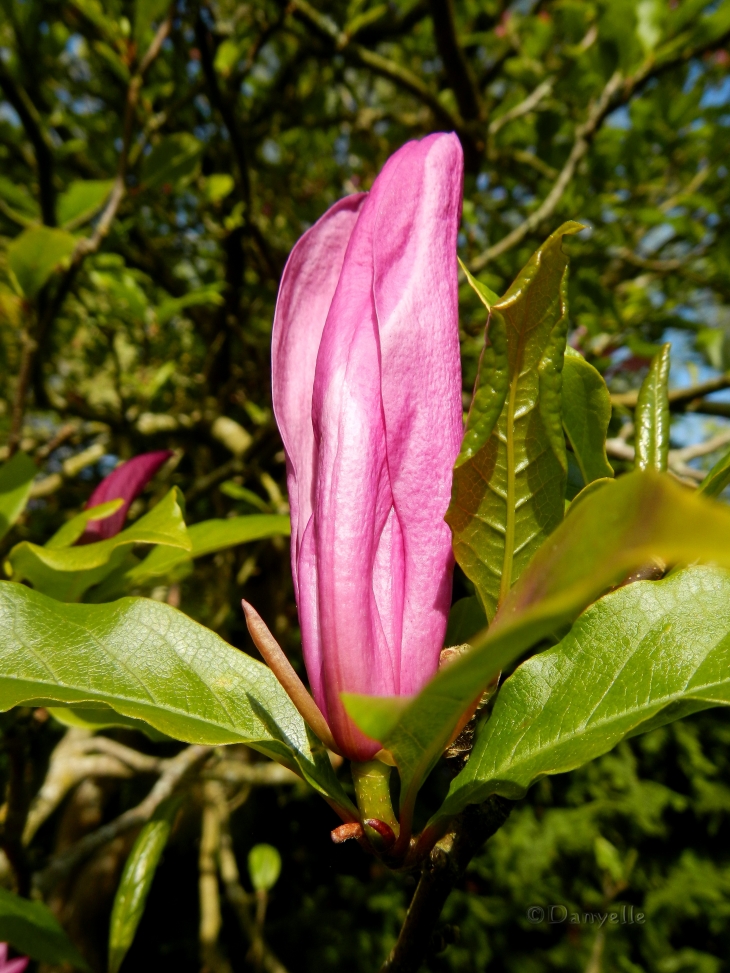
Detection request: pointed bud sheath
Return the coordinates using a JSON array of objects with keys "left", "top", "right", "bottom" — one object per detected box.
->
[
  {"left": 79, "top": 451, "right": 172, "bottom": 543},
  {"left": 272, "top": 134, "right": 464, "bottom": 761}
]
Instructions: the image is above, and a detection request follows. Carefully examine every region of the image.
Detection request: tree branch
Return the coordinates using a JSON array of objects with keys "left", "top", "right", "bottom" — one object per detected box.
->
[
  {"left": 380, "top": 797, "right": 512, "bottom": 973},
  {"left": 0, "top": 63, "right": 56, "bottom": 225},
  {"left": 33, "top": 744, "right": 211, "bottom": 896},
  {"left": 470, "top": 21, "right": 730, "bottom": 270},
  {"left": 611, "top": 374, "right": 730, "bottom": 409},
  {"left": 488, "top": 77, "right": 553, "bottom": 137},
  {"left": 428, "top": 0, "right": 483, "bottom": 122}
]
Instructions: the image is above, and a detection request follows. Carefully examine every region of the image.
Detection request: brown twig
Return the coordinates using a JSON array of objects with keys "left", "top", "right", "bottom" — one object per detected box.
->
[
  {"left": 212, "top": 780, "right": 290, "bottom": 973},
  {"left": 611, "top": 374, "right": 730, "bottom": 409},
  {"left": 33, "top": 744, "right": 211, "bottom": 896},
  {"left": 380, "top": 797, "right": 512, "bottom": 973}
]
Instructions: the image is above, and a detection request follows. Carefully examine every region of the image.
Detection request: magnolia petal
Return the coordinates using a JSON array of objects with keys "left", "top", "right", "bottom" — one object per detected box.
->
[{"left": 80, "top": 451, "right": 172, "bottom": 543}]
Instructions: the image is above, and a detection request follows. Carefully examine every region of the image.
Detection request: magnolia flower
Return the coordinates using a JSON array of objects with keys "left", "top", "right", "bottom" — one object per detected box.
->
[
  {"left": 0, "top": 943, "right": 28, "bottom": 973},
  {"left": 248, "top": 134, "right": 463, "bottom": 762},
  {"left": 79, "top": 451, "right": 172, "bottom": 543}
]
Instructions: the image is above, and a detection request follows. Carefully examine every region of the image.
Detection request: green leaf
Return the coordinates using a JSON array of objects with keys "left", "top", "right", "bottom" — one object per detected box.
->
[
  {"left": 91, "top": 514, "right": 290, "bottom": 598},
  {"left": 458, "top": 256, "right": 500, "bottom": 309},
  {"left": 699, "top": 447, "right": 730, "bottom": 498},
  {"left": 0, "top": 176, "right": 39, "bottom": 225},
  {"left": 155, "top": 284, "right": 224, "bottom": 325},
  {"left": 57, "top": 180, "right": 114, "bottom": 230},
  {"left": 0, "top": 582, "right": 353, "bottom": 813},
  {"left": 561, "top": 348, "right": 614, "bottom": 484},
  {"left": 49, "top": 704, "right": 170, "bottom": 740},
  {"left": 634, "top": 342, "right": 670, "bottom": 472},
  {"left": 134, "top": 0, "right": 170, "bottom": 44},
  {"left": 204, "top": 174, "right": 235, "bottom": 203},
  {"left": 444, "top": 596, "right": 488, "bottom": 647},
  {"left": 0, "top": 452, "right": 36, "bottom": 541},
  {"left": 435, "top": 566, "right": 730, "bottom": 822},
  {"left": 7, "top": 227, "right": 76, "bottom": 298},
  {"left": 46, "top": 499, "right": 124, "bottom": 549},
  {"left": 6, "top": 488, "right": 190, "bottom": 602},
  {"left": 345, "top": 471, "right": 730, "bottom": 824},
  {"left": 248, "top": 844, "right": 282, "bottom": 892},
  {"left": 447, "top": 222, "right": 583, "bottom": 620},
  {"left": 0, "top": 886, "right": 90, "bottom": 969},
  {"left": 108, "top": 799, "right": 179, "bottom": 973},
  {"left": 141, "top": 134, "right": 202, "bottom": 192}
]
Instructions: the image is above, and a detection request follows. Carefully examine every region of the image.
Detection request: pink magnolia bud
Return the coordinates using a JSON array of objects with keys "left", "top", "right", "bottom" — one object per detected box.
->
[
  {"left": 272, "top": 134, "right": 463, "bottom": 761},
  {"left": 79, "top": 451, "right": 172, "bottom": 543},
  {"left": 0, "top": 943, "right": 29, "bottom": 973}
]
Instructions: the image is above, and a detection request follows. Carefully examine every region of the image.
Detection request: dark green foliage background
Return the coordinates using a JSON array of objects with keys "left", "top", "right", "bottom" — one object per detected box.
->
[{"left": 1, "top": 0, "right": 730, "bottom": 970}]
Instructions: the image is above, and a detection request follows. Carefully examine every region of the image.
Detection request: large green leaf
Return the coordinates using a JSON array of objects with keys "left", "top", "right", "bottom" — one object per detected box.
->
[
  {"left": 446, "top": 222, "right": 582, "bottom": 620},
  {"left": 434, "top": 566, "right": 730, "bottom": 824},
  {"left": 561, "top": 348, "right": 614, "bottom": 484},
  {"left": 634, "top": 342, "right": 670, "bottom": 472},
  {"left": 57, "top": 179, "right": 114, "bottom": 230},
  {"left": 90, "top": 514, "right": 290, "bottom": 599},
  {"left": 345, "top": 471, "right": 730, "bottom": 824},
  {"left": 0, "top": 582, "right": 354, "bottom": 813},
  {"left": 45, "top": 500, "right": 124, "bottom": 549},
  {"left": 108, "top": 799, "right": 179, "bottom": 973},
  {"left": 0, "top": 886, "right": 90, "bottom": 969},
  {"left": 0, "top": 451, "right": 36, "bottom": 541},
  {"left": 6, "top": 488, "right": 190, "bottom": 602},
  {"left": 7, "top": 227, "right": 76, "bottom": 298}
]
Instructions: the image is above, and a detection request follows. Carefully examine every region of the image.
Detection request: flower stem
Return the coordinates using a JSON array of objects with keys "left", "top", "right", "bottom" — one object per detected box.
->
[{"left": 351, "top": 760, "right": 399, "bottom": 848}]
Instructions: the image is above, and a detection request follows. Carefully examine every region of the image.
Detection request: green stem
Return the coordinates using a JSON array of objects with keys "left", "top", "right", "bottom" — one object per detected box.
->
[{"left": 351, "top": 761, "right": 399, "bottom": 848}]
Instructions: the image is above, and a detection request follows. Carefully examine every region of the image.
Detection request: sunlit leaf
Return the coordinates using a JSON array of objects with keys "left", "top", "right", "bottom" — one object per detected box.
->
[
  {"left": 248, "top": 844, "right": 282, "bottom": 892},
  {"left": 0, "top": 582, "right": 355, "bottom": 813},
  {"left": 0, "top": 452, "right": 37, "bottom": 541},
  {"left": 7, "top": 227, "right": 76, "bottom": 298},
  {"left": 57, "top": 179, "right": 114, "bottom": 230},
  {"left": 447, "top": 222, "right": 583, "bottom": 620},
  {"left": 561, "top": 348, "right": 614, "bottom": 484},
  {"left": 634, "top": 342, "right": 670, "bottom": 472},
  {"left": 434, "top": 566, "right": 730, "bottom": 824},
  {"left": 346, "top": 471, "right": 730, "bottom": 821},
  {"left": 108, "top": 799, "right": 179, "bottom": 973}
]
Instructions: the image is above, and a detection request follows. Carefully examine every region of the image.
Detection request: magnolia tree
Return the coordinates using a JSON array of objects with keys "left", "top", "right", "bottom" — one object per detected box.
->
[{"left": 0, "top": 132, "right": 730, "bottom": 971}]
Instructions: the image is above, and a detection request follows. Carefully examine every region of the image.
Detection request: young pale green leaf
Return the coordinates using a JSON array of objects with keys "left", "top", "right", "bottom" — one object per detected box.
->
[
  {"left": 447, "top": 222, "right": 583, "bottom": 620},
  {"left": 0, "top": 582, "right": 353, "bottom": 813},
  {"left": 561, "top": 348, "right": 614, "bottom": 484},
  {"left": 433, "top": 566, "right": 730, "bottom": 825},
  {"left": 634, "top": 342, "right": 671, "bottom": 472},
  {"left": 7, "top": 226, "right": 76, "bottom": 298},
  {"left": 458, "top": 256, "right": 500, "bottom": 309},
  {"left": 248, "top": 844, "right": 282, "bottom": 892},
  {"left": 6, "top": 488, "right": 190, "bottom": 602},
  {"left": 89, "top": 514, "right": 290, "bottom": 599},
  {"left": 0, "top": 886, "right": 90, "bottom": 969},
  {"left": 345, "top": 471, "right": 730, "bottom": 820},
  {"left": 57, "top": 180, "right": 114, "bottom": 230},
  {"left": 699, "top": 446, "right": 730, "bottom": 498},
  {"left": 49, "top": 704, "right": 170, "bottom": 741},
  {"left": 0, "top": 452, "right": 37, "bottom": 541},
  {"left": 46, "top": 499, "right": 124, "bottom": 549},
  {"left": 108, "top": 798, "right": 180, "bottom": 973}
]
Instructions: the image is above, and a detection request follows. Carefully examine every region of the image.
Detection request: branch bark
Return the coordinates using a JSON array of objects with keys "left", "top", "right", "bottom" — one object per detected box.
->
[
  {"left": 380, "top": 797, "right": 512, "bottom": 973},
  {"left": 428, "top": 0, "right": 482, "bottom": 122}
]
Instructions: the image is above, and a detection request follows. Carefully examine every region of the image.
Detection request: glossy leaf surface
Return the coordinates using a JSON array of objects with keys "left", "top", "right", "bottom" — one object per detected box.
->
[
  {"left": 0, "top": 582, "right": 352, "bottom": 811},
  {"left": 0, "top": 886, "right": 90, "bottom": 969},
  {"left": 108, "top": 799, "right": 179, "bottom": 973},
  {"left": 346, "top": 471, "right": 730, "bottom": 818},
  {"left": 447, "top": 222, "right": 582, "bottom": 619},
  {"left": 634, "top": 342, "right": 670, "bottom": 472},
  {"left": 435, "top": 566, "right": 730, "bottom": 823},
  {"left": 6, "top": 489, "right": 190, "bottom": 601},
  {"left": 561, "top": 348, "right": 614, "bottom": 484},
  {"left": 699, "top": 446, "right": 730, "bottom": 498},
  {"left": 0, "top": 452, "right": 36, "bottom": 541}
]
